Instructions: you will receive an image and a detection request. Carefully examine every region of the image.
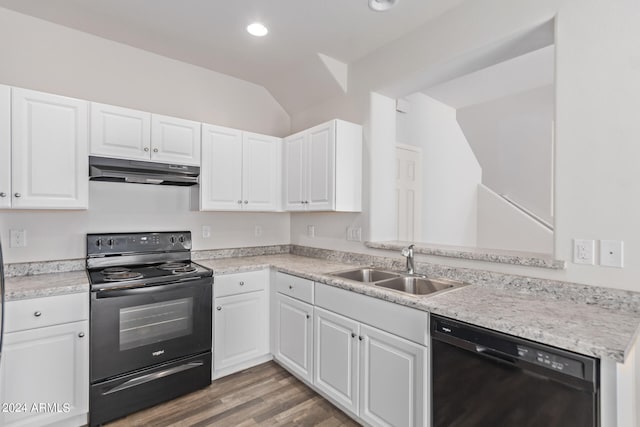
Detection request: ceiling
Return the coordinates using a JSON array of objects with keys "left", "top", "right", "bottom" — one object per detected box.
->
[
  {"left": 0, "top": 0, "right": 465, "bottom": 114},
  {"left": 423, "top": 45, "right": 555, "bottom": 109}
]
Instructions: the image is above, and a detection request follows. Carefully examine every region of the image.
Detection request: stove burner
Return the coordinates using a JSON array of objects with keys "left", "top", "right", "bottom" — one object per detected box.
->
[
  {"left": 102, "top": 267, "right": 131, "bottom": 274},
  {"left": 102, "top": 271, "right": 144, "bottom": 282},
  {"left": 158, "top": 262, "right": 197, "bottom": 274}
]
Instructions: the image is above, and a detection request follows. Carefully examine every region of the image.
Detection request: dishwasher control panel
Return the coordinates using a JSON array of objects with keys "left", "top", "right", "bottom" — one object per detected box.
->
[{"left": 516, "top": 345, "right": 583, "bottom": 378}]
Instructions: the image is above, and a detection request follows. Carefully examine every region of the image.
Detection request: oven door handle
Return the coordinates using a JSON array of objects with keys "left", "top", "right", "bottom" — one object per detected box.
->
[
  {"left": 102, "top": 361, "right": 204, "bottom": 396},
  {"left": 95, "top": 277, "right": 204, "bottom": 298}
]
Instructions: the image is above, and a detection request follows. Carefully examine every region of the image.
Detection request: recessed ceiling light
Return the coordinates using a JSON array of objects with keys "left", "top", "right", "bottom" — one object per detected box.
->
[
  {"left": 247, "top": 22, "right": 268, "bottom": 37},
  {"left": 368, "top": 0, "right": 399, "bottom": 12}
]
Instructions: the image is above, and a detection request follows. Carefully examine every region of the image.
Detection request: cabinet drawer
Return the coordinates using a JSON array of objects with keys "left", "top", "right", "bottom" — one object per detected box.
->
[
  {"left": 214, "top": 269, "right": 268, "bottom": 298},
  {"left": 276, "top": 272, "right": 314, "bottom": 304},
  {"left": 5, "top": 292, "right": 89, "bottom": 333}
]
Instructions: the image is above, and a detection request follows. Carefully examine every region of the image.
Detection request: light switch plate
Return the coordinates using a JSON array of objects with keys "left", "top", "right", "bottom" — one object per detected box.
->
[
  {"left": 202, "top": 225, "right": 211, "bottom": 238},
  {"left": 600, "top": 240, "right": 624, "bottom": 268},
  {"left": 573, "top": 239, "right": 594, "bottom": 265}
]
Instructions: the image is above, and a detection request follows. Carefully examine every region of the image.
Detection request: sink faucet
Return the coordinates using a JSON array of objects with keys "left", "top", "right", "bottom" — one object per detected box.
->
[{"left": 401, "top": 244, "right": 415, "bottom": 274}]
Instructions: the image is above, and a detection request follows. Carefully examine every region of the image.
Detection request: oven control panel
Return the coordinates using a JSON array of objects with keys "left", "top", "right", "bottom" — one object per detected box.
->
[{"left": 87, "top": 231, "right": 192, "bottom": 256}]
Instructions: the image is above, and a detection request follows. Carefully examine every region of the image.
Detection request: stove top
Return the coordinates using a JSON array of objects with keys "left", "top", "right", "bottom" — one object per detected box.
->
[{"left": 86, "top": 231, "right": 212, "bottom": 291}]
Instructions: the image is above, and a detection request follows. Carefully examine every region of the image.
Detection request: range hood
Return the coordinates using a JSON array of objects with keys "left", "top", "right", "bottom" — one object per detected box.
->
[{"left": 89, "top": 156, "right": 199, "bottom": 186}]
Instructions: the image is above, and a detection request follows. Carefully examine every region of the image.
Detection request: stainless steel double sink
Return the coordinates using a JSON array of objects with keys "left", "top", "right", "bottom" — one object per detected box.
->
[{"left": 330, "top": 268, "right": 467, "bottom": 296}]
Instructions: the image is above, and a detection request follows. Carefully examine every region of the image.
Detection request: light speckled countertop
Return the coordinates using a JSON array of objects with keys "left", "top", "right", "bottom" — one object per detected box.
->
[{"left": 5, "top": 254, "right": 639, "bottom": 363}]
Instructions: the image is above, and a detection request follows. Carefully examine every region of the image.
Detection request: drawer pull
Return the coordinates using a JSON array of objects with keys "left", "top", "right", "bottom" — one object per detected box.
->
[
  {"left": 239, "top": 281, "right": 245, "bottom": 286},
  {"left": 34, "top": 311, "right": 42, "bottom": 317},
  {"left": 78, "top": 332, "right": 85, "bottom": 338}
]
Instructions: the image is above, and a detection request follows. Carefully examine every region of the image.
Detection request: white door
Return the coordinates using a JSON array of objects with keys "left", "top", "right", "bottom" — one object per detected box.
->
[
  {"left": 11, "top": 88, "right": 88, "bottom": 209},
  {"left": 314, "top": 307, "right": 359, "bottom": 416},
  {"left": 396, "top": 145, "right": 422, "bottom": 241},
  {"left": 275, "top": 294, "right": 313, "bottom": 383},
  {"left": 307, "top": 121, "right": 335, "bottom": 211},
  {"left": 359, "top": 325, "right": 427, "bottom": 427},
  {"left": 90, "top": 102, "right": 151, "bottom": 160},
  {"left": 214, "top": 290, "right": 268, "bottom": 377},
  {"left": 242, "top": 132, "right": 281, "bottom": 211},
  {"left": 0, "top": 321, "right": 89, "bottom": 427},
  {"left": 283, "top": 131, "right": 307, "bottom": 211},
  {"left": 150, "top": 114, "right": 201, "bottom": 166},
  {"left": 200, "top": 124, "right": 243, "bottom": 210},
  {"left": 0, "top": 85, "right": 10, "bottom": 208}
]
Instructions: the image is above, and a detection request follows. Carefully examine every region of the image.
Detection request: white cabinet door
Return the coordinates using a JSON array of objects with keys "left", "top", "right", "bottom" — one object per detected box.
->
[
  {"left": 306, "top": 121, "right": 335, "bottom": 211},
  {"left": 200, "top": 124, "right": 243, "bottom": 210},
  {"left": 359, "top": 325, "right": 427, "bottom": 427},
  {"left": 150, "top": 114, "right": 201, "bottom": 166},
  {"left": 242, "top": 132, "right": 281, "bottom": 211},
  {"left": 11, "top": 88, "right": 88, "bottom": 209},
  {"left": 0, "top": 321, "right": 89, "bottom": 427},
  {"left": 213, "top": 290, "right": 268, "bottom": 377},
  {"left": 283, "top": 131, "right": 307, "bottom": 211},
  {"left": 275, "top": 294, "right": 313, "bottom": 383},
  {"left": 90, "top": 102, "right": 151, "bottom": 160},
  {"left": 0, "top": 84, "right": 10, "bottom": 208},
  {"left": 314, "top": 307, "right": 359, "bottom": 416}
]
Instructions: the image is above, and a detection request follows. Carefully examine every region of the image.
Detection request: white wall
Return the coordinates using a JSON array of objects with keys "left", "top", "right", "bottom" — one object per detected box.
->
[
  {"left": 289, "top": 0, "right": 640, "bottom": 292},
  {"left": 0, "top": 7, "right": 291, "bottom": 263},
  {"left": 477, "top": 184, "right": 553, "bottom": 254},
  {"left": 457, "top": 85, "right": 554, "bottom": 223},
  {"left": 396, "top": 93, "right": 481, "bottom": 246}
]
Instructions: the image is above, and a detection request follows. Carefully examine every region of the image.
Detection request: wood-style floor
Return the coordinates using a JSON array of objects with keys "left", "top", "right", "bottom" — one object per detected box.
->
[{"left": 106, "top": 361, "right": 360, "bottom": 426}]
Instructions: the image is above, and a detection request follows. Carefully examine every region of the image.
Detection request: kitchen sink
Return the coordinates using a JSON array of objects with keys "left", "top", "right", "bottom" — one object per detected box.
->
[
  {"left": 374, "top": 277, "right": 462, "bottom": 295},
  {"left": 331, "top": 268, "right": 401, "bottom": 282}
]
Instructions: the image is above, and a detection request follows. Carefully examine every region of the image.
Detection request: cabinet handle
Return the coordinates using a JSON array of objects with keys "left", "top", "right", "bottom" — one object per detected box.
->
[
  {"left": 351, "top": 332, "right": 356, "bottom": 338},
  {"left": 216, "top": 306, "right": 222, "bottom": 311},
  {"left": 237, "top": 200, "right": 242, "bottom": 204},
  {"left": 239, "top": 281, "right": 245, "bottom": 286},
  {"left": 14, "top": 193, "right": 21, "bottom": 198},
  {"left": 78, "top": 332, "right": 85, "bottom": 338},
  {"left": 34, "top": 311, "right": 42, "bottom": 317},
  {"left": 153, "top": 148, "right": 159, "bottom": 153},
  {"left": 244, "top": 200, "right": 248, "bottom": 204},
  {"left": 306, "top": 314, "right": 310, "bottom": 319},
  {"left": 359, "top": 336, "right": 363, "bottom": 341},
  {"left": 0, "top": 192, "right": 6, "bottom": 197},
  {"left": 289, "top": 285, "right": 293, "bottom": 290}
]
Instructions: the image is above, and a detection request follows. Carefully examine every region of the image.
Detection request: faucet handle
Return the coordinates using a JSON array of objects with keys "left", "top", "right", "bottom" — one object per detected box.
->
[{"left": 401, "top": 244, "right": 415, "bottom": 257}]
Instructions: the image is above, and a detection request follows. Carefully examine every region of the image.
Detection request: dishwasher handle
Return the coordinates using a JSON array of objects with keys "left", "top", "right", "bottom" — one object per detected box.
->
[{"left": 474, "top": 345, "right": 517, "bottom": 365}]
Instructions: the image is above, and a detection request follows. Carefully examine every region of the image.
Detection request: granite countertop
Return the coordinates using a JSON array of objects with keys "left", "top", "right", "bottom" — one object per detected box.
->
[
  {"left": 5, "top": 253, "right": 639, "bottom": 363},
  {"left": 4, "top": 270, "right": 89, "bottom": 300}
]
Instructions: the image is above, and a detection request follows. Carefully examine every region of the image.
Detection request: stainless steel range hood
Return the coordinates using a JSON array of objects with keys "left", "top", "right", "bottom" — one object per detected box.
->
[{"left": 89, "top": 156, "right": 199, "bottom": 186}]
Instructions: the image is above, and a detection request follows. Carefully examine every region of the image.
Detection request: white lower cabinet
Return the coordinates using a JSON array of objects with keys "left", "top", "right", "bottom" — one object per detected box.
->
[
  {"left": 0, "top": 294, "right": 89, "bottom": 427},
  {"left": 213, "top": 270, "right": 270, "bottom": 379},
  {"left": 275, "top": 293, "right": 314, "bottom": 383}
]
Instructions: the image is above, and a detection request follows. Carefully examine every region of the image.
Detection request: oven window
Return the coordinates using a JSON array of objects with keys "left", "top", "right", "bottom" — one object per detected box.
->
[{"left": 119, "top": 298, "right": 194, "bottom": 351}]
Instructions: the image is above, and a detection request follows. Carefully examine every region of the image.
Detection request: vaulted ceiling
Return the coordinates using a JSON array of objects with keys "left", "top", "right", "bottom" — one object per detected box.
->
[{"left": 0, "top": 0, "right": 465, "bottom": 114}]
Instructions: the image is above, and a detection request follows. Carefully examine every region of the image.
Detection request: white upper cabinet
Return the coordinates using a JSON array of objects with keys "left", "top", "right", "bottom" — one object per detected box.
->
[
  {"left": 90, "top": 102, "right": 151, "bottom": 161},
  {"left": 151, "top": 114, "right": 201, "bottom": 166},
  {"left": 91, "top": 103, "right": 201, "bottom": 166},
  {"left": 284, "top": 119, "right": 362, "bottom": 212},
  {"left": 11, "top": 88, "right": 88, "bottom": 209},
  {"left": 242, "top": 132, "right": 281, "bottom": 211},
  {"left": 0, "top": 85, "right": 10, "bottom": 209},
  {"left": 200, "top": 124, "right": 243, "bottom": 210},
  {"left": 199, "top": 124, "right": 281, "bottom": 211}
]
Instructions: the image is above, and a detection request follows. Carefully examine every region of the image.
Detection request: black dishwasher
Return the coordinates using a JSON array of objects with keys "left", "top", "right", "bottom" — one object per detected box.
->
[{"left": 431, "top": 315, "right": 599, "bottom": 427}]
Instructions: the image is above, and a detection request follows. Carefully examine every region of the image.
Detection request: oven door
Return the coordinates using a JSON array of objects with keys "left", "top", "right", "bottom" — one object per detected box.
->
[{"left": 90, "top": 277, "right": 212, "bottom": 382}]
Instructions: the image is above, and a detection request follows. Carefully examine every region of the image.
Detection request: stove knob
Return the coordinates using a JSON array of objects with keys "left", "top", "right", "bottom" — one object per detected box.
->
[
  {"left": 96, "top": 239, "right": 103, "bottom": 248},
  {"left": 178, "top": 235, "right": 185, "bottom": 243},
  {"left": 170, "top": 236, "right": 177, "bottom": 244},
  {"left": 107, "top": 239, "right": 114, "bottom": 247}
]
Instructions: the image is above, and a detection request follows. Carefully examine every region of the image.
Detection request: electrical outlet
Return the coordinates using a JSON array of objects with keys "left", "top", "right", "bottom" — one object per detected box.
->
[
  {"left": 10, "top": 229, "right": 27, "bottom": 248},
  {"left": 307, "top": 225, "right": 315, "bottom": 238},
  {"left": 202, "top": 225, "right": 211, "bottom": 238},
  {"left": 254, "top": 225, "right": 262, "bottom": 237},
  {"left": 346, "top": 227, "right": 362, "bottom": 242},
  {"left": 600, "top": 240, "right": 624, "bottom": 268},
  {"left": 573, "top": 239, "right": 594, "bottom": 265}
]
